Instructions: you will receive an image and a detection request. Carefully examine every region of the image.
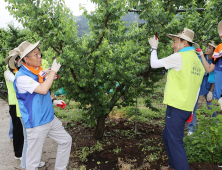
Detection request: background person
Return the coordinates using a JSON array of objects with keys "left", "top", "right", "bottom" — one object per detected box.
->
[
  {"left": 188, "top": 41, "right": 217, "bottom": 135},
  {"left": 197, "top": 21, "right": 222, "bottom": 110},
  {"left": 14, "top": 40, "right": 72, "bottom": 170},
  {"left": 4, "top": 49, "right": 24, "bottom": 160},
  {"left": 149, "top": 28, "right": 205, "bottom": 170}
]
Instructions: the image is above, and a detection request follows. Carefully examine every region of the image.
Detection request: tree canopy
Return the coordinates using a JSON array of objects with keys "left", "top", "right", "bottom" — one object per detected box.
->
[{"left": 3, "top": 0, "right": 222, "bottom": 139}]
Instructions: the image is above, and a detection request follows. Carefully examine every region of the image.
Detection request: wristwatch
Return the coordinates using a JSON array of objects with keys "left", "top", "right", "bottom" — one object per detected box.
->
[
  {"left": 150, "top": 48, "right": 157, "bottom": 52},
  {"left": 52, "top": 98, "right": 57, "bottom": 103}
]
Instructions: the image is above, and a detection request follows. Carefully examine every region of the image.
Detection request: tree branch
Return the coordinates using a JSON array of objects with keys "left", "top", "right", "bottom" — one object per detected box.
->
[
  {"left": 60, "top": 41, "right": 63, "bottom": 53},
  {"left": 70, "top": 68, "right": 78, "bottom": 82},
  {"left": 51, "top": 45, "right": 61, "bottom": 55},
  {"left": 37, "top": 29, "right": 61, "bottom": 55},
  {"left": 88, "top": 13, "right": 111, "bottom": 54}
]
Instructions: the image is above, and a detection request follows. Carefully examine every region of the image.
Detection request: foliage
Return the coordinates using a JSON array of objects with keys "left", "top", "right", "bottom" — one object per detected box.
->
[
  {"left": 75, "top": 12, "right": 146, "bottom": 37},
  {"left": 78, "top": 141, "right": 103, "bottom": 162},
  {"left": 5, "top": 0, "right": 222, "bottom": 139},
  {"left": 184, "top": 134, "right": 222, "bottom": 164},
  {"left": 184, "top": 99, "right": 222, "bottom": 168},
  {"left": 5, "top": 0, "right": 164, "bottom": 139},
  {"left": 0, "top": 24, "right": 39, "bottom": 87}
]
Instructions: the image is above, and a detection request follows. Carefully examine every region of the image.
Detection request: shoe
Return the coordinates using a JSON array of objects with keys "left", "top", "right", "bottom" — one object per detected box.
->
[
  {"left": 10, "top": 138, "right": 13, "bottom": 142},
  {"left": 160, "top": 166, "right": 175, "bottom": 170},
  {"left": 187, "top": 132, "right": 193, "bottom": 136},
  {"left": 14, "top": 156, "right": 22, "bottom": 161},
  {"left": 38, "top": 161, "right": 45, "bottom": 168}
]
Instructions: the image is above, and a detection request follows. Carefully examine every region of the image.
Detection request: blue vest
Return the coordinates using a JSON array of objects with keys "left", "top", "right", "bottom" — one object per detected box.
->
[
  {"left": 13, "top": 65, "right": 54, "bottom": 128},
  {"left": 214, "top": 58, "right": 222, "bottom": 99}
]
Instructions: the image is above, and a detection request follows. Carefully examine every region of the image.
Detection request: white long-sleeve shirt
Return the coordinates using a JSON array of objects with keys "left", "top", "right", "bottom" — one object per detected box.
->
[
  {"left": 150, "top": 49, "right": 199, "bottom": 110},
  {"left": 4, "top": 70, "right": 15, "bottom": 83}
]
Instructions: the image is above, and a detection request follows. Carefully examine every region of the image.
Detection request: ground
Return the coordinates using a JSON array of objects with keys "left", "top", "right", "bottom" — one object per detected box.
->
[
  {"left": 1, "top": 83, "right": 222, "bottom": 170},
  {"left": 0, "top": 98, "right": 58, "bottom": 170},
  {"left": 65, "top": 117, "right": 222, "bottom": 170}
]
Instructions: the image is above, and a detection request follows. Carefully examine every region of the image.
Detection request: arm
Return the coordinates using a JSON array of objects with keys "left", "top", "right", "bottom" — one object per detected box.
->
[
  {"left": 4, "top": 70, "right": 15, "bottom": 83},
  {"left": 34, "top": 59, "right": 61, "bottom": 95},
  {"left": 210, "top": 83, "right": 215, "bottom": 92},
  {"left": 199, "top": 53, "right": 215, "bottom": 73},
  {"left": 149, "top": 35, "right": 182, "bottom": 71},
  {"left": 150, "top": 48, "right": 164, "bottom": 68},
  {"left": 34, "top": 71, "right": 56, "bottom": 95}
]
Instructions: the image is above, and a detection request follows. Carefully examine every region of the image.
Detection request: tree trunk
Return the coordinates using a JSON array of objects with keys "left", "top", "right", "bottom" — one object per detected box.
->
[{"left": 94, "top": 115, "right": 106, "bottom": 140}]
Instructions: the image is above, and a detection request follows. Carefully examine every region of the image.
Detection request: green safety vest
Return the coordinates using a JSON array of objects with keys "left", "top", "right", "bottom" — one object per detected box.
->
[
  {"left": 163, "top": 50, "right": 205, "bottom": 112},
  {"left": 5, "top": 67, "right": 21, "bottom": 117}
]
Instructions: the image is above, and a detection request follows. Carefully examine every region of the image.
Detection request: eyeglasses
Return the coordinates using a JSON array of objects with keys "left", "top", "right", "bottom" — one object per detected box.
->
[{"left": 30, "top": 51, "right": 42, "bottom": 58}]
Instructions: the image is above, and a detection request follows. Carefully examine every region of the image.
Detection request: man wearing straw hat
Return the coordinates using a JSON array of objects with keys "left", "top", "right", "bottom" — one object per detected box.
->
[
  {"left": 13, "top": 40, "right": 72, "bottom": 170},
  {"left": 198, "top": 21, "right": 222, "bottom": 110},
  {"left": 4, "top": 49, "right": 24, "bottom": 160},
  {"left": 148, "top": 28, "right": 205, "bottom": 170}
]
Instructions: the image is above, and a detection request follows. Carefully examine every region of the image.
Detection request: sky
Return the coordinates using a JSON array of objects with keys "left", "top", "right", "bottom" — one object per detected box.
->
[{"left": 0, "top": 0, "right": 96, "bottom": 28}]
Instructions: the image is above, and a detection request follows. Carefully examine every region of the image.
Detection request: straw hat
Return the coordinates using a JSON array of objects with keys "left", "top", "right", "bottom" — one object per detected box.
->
[
  {"left": 218, "top": 20, "right": 222, "bottom": 38},
  {"left": 8, "top": 55, "right": 20, "bottom": 69},
  {"left": 17, "top": 40, "right": 41, "bottom": 62},
  {"left": 203, "top": 41, "right": 217, "bottom": 48},
  {"left": 4, "top": 49, "right": 18, "bottom": 64},
  {"left": 167, "top": 28, "right": 199, "bottom": 48}
]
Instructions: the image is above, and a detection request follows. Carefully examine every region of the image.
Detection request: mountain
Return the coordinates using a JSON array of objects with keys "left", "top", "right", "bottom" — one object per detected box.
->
[{"left": 74, "top": 12, "right": 146, "bottom": 37}]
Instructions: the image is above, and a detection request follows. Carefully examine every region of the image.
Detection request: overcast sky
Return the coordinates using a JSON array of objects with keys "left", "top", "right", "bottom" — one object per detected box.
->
[{"left": 0, "top": 0, "right": 96, "bottom": 28}]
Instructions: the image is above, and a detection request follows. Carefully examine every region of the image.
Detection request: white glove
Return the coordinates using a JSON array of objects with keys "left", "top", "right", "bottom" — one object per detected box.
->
[
  {"left": 148, "top": 35, "right": 158, "bottom": 48},
  {"left": 53, "top": 100, "right": 65, "bottom": 106},
  {"left": 51, "top": 59, "right": 61, "bottom": 73},
  {"left": 218, "top": 97, "right": 222, "bottom": 111},
  {"left": 207, "top": 91, "right": 213, "bottom": 102}
]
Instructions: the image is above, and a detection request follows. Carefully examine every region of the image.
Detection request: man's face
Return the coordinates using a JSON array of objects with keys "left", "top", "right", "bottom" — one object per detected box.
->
[
  {"left": 171, "top": 37, "right": 187, "bottom": 53},
  {"left": 205, "top": 45, "right": 214, "bottom": 55},
  {"left": 24, "top": 48, "right": 42, "bottom": 68}
]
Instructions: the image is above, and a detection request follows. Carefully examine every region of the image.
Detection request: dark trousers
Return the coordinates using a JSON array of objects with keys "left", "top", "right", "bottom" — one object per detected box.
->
[
  {"left": 162, "top": 105, "right": 191, "bottom": 170},
  {"left": 9, "top": 105, "right": 24, "bottom": 157}
]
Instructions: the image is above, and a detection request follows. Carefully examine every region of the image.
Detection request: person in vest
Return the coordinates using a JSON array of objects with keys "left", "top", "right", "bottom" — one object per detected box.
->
[
  {"left": 19, "top": 51, "right": 59, "bottom": 169},
  {"left": 13, "top": 40, "right": 72, "bottom": 170},
  {"left": 188, "top": 41, "right": 217, "bottom": 135},
  {"left": 197, "top": 21, "right": 222, "bottom": 110},
  {"left": 4, "top": 49, "right": 24, "bottom": 160},
  {"left": 149, "top": 28, "right": 205, "bottom": 170}
]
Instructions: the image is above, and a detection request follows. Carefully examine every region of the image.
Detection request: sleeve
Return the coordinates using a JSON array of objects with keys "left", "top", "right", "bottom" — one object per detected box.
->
[
  {"left": 159, "top": 53, "right": 183, "bottom": 71},
  {"left": 213, "top": 44, "right": 222, "bottom": 59},
  {"left": 150, "top": 48, "right": 165, "bottom": 68},
  {"left": 4, "top": 70, "right": 15, "bottom": 83},
  {"left": 15, "top": 76, "right": 40, "bottom": 94}
]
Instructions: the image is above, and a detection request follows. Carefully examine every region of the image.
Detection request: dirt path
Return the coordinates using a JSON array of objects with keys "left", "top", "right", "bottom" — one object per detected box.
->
[{"left": 0, "top": 98, "right": 59, "bottom": 170}]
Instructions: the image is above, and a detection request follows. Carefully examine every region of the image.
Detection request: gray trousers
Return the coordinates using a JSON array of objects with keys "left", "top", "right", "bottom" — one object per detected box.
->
[{"left": 26, "top": 116, "right": 72, "bottom": 170}]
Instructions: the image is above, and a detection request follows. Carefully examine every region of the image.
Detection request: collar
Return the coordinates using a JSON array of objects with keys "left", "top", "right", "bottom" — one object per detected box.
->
[
  {"left": 22, "top": 63, "right": 44, "bottom": 83},
  {"left": 179, "top": 46, "right": 195, "bottom": 52}
]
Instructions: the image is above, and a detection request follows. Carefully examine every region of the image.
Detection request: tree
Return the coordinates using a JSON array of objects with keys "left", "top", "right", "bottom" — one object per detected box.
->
[
  {"left": 6, "top": 0, "right": 221, "bottom": 140},
  {"left": 0, "top": 24, "right": 39, "bottom": 90}
]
